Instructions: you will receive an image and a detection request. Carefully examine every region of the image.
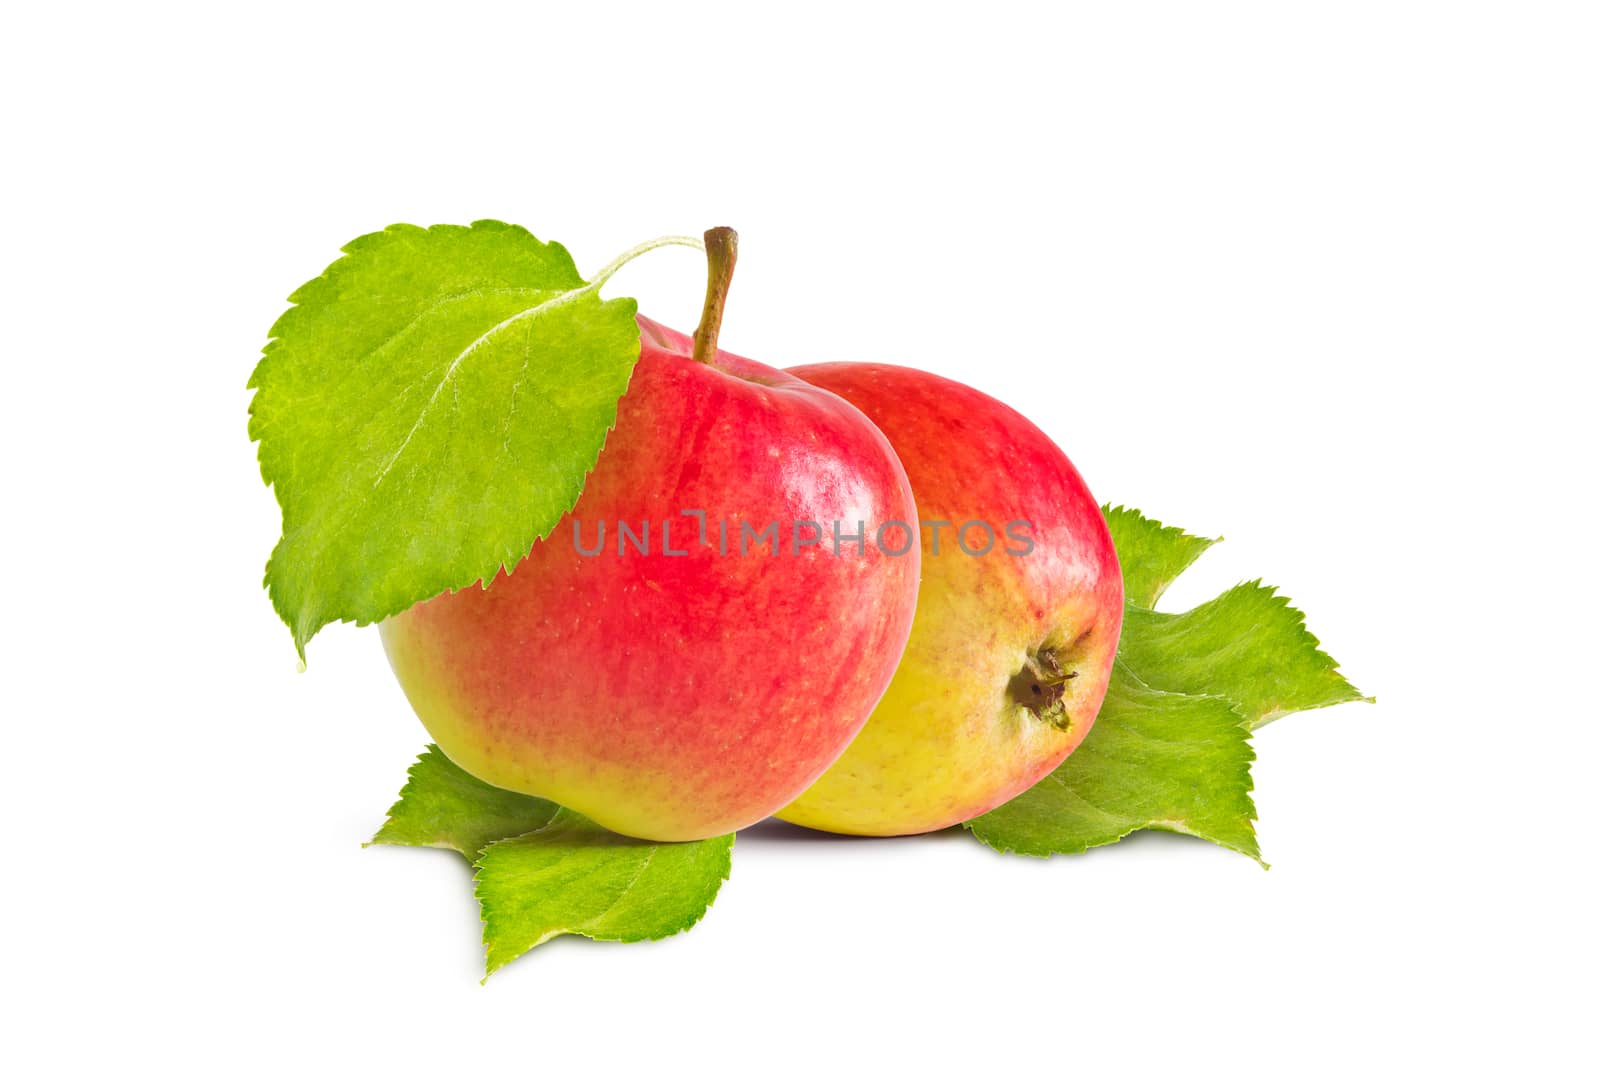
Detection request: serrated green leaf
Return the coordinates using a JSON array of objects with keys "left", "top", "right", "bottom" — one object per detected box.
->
[
  {"left": 1119, "top": 580, "right": 1371, "bottom": 729},
  {"left": 475, "top": 814, "right": 734, "bottom": 977},
  {"left": 248, "top": 220, "right": 642, "bottom": 659},
  {"left": 967, "top": 663, "right": 1261, "bottom": 861},
  {"left": 367, "top": 745, "right": 558, "bottom": 859},
  {"left": 1102, "top": 504, "right": 1218, "bottom": 609},
  {"left": 369, "top": 746, "right": 734, "bottom": 974}
]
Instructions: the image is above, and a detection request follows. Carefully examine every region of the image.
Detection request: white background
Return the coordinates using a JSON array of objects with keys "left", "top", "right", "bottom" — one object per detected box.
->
[{"left": 4, "top": 2, "right": 1596, "bottom": 1062}]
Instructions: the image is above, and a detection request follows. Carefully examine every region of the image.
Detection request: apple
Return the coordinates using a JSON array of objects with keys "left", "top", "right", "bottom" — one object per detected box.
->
[
  {"left": 379, "top": 231, "right": 920, "bottom": 841},
  {"left": 776, "top": 363, "right": 1124, "bottom": 836}
]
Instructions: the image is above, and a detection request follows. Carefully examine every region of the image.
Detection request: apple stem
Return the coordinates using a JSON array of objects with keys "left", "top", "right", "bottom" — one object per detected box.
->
[{"left": 691, "top": 227, "right": 739, "bottom": 364}]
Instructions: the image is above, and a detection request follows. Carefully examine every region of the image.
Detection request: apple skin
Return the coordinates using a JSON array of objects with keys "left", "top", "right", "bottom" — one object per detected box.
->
[
  {"left": 776, "top": 363, "right": 1123, "bottom": 836},
  {"left": 379, "top": 318, "right": 920, "bottom": 842}
]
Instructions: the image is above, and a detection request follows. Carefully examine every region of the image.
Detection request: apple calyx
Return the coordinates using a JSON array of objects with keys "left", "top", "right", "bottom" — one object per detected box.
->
[
  {"left": 691, "top": 226, "right": 739, "bottom": 364},
  {"left": 1009, "top": 647, "right": 1078, "bottom": 731}
]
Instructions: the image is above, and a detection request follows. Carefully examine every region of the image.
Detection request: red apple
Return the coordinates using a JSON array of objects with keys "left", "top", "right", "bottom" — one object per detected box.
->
[
  {"left": 777, "top": 363, "right": 1124, "bottom": 836},
  {"left": 379, "top": 233, "right": 920, "bottom": 841}
]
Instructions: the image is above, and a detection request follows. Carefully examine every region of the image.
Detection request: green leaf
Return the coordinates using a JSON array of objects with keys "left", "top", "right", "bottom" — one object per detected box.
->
[
  {"left": 475, "top": 815, "right": 734, "bottom": 978},
  {"left": 1102, "top": 504, "right": 1369, "bottom": 728},
  {"left": 248, "top": 220, "right": 642, "bottom": 660},
  {"left": 1119, "top": 581, "right": 1371, "bottom": 729},
  {"left": 967, "top": 663, "right": 1261, "bottom": 862},
  {"left": 369, "top": 747, "right": 734, "bottom": 974},
  {"left": 1101, "top": 504, "right": 1218, "bottom": 609},
  {"left": 367, "top": 745, "right": 558, "bottom": 859}
]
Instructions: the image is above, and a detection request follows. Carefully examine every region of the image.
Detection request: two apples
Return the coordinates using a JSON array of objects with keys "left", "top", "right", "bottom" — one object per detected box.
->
[{"left": 382, "top": 235, "right": 1123, "bottom": 841}]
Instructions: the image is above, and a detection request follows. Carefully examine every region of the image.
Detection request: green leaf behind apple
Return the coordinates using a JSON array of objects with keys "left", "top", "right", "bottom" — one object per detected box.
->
[{"left": 368, "top": 743, "right": 558, "bottom": 859}]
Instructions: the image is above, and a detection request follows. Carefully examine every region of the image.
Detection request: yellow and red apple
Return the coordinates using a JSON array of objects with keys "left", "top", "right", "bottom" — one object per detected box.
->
[
  {"left": 777, "top": 363, "right": 1124, "bottom": 836},
  {"left": 380, "top": 241, "right": 921, "bottom": 841}
]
